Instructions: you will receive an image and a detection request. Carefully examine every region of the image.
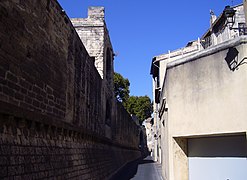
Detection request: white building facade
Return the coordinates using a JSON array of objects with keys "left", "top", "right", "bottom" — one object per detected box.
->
[{"left": 150, "top": 3, "right": 247, "bottom": 180}]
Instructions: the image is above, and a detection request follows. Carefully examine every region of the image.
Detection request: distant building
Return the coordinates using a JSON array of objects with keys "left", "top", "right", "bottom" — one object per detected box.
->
[
  {"left": 201, "top": 4, "right": 246, "bottom": 49},
  {"left": 242, "top": 0, "right": 247, "bottom": 28},
  {"left": 150, "top": 3, "right": 247, "bottom": 180},
  {"left": 143, "top": 118, "right": 154, "bottom": 153}
]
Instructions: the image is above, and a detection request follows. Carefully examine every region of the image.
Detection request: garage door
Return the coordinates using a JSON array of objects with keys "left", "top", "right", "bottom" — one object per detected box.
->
[{"left": 188, "top": 135, "right": 247, "bottom": 180}]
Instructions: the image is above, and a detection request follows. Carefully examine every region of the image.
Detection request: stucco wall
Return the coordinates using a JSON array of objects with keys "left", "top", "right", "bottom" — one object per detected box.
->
[
  {"left": 166, "top": 42, "right": 247, "bottom": 137},
  {"left": 160, "top": 37, "right": 247, "bottom": 180}
]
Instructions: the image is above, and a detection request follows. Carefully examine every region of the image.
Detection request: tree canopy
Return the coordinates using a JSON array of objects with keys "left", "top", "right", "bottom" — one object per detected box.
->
[
  {"left": 125, "top": 95, "right": 153, "bottom": 122},
  {"left": 113, "top": 72, "right": 130, "bottom": 104},
  {"left": 113, "top": 72, "right": 153, "bottom": 123}
]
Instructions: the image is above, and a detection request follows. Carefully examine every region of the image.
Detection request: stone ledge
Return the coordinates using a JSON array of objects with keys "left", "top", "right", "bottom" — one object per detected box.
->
[{"left": 0, "top": 101, "right": 139, "bottom": 151}]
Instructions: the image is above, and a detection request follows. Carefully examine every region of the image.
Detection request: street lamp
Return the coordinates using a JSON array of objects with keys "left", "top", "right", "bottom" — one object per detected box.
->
[{"left": 224, "top": 5, "right": 236, "bottom": 29}]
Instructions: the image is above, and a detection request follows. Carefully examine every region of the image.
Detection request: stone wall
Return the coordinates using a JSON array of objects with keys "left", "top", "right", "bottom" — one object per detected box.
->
[
  {"left": 71, "top": 7, "right": 113, "bottom": 80},
  {"left": 71, "top": 7, "right": 116, "bottom": 139},
  {"left": 0, "top": 108, "right": 140, "bottom": 179},
  {"left": 0, "top": 0, "right": 141, "bottom": 179}
]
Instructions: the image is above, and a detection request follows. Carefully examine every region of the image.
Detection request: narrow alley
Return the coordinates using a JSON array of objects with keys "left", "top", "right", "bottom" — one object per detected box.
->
[
  {"left": 1, "top": 0, "right": 247, "bottom": 180},
  {"left": 110, "top": 156, "right": 163, "bottom": 180}
]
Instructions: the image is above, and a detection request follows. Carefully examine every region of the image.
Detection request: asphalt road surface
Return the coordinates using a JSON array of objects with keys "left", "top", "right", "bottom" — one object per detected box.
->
[{"left": 110, "top": 156, "right": 163, "bottom": 180}]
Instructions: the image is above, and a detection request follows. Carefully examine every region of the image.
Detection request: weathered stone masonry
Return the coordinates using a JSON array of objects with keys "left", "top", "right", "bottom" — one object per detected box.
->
[{"left": 0, "top": 0, "right": 141, "bottom": 179}]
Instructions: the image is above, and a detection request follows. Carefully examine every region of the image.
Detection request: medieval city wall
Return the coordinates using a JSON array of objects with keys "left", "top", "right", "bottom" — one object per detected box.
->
[{"left": 0, "top": 0, "right": 141, "bottom": 179}]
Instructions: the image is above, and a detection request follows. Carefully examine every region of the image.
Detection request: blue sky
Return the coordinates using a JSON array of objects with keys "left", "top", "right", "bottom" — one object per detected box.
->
[{"left": 57, "top": 0, "right": 243, "bottom": 99}]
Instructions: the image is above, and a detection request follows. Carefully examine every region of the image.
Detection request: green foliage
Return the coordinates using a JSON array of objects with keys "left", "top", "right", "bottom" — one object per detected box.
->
[
  {"left": 125, "top": 95, "right": 153, "bottom": 122},
  {"left": 113, "top": 72, "right": 153, "bottom": 123},
  {"left": 113, "top": 72, "right": 130, "bottom": 103}
]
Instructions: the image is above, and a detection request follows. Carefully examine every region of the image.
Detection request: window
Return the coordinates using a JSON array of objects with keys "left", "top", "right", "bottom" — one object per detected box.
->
[
  {"left": 106, "top": 48, "right": 112, "bottom": 81},
  {"left": 238, "top": 23, "right": 247, "bottom": 36}
]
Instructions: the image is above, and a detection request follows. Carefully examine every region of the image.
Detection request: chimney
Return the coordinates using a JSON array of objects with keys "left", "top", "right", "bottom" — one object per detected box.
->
[
  {"left": 88, "top": 7, "right": 105, "bottom": 20},
  {"left": 210, "top": 10, "right": 217, "bottom": 27}
]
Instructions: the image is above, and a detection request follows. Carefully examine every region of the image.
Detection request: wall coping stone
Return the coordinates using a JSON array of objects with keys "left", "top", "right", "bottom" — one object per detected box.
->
[
  {"left": 0, "top": 101, "right": 139, "bottom": 151},
  {"left": 167, "top": 36, "right": 247, "bottom": 69}
]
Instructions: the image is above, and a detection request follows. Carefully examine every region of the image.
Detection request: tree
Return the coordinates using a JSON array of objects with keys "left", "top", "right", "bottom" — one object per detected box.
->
[
  {"left": 113, "top": 72, "right": 130, "bottom": 104},
  {"left": 125, "top": 95, "right": 153, "bottom": 123},
  {"left": 113, "top": 72, "right": 153, "bottom": 123}
]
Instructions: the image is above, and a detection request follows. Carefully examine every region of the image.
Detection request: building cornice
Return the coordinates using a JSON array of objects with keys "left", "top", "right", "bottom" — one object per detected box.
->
[{"left": 167, "top": 36, "right": 247, "bottom": 69}]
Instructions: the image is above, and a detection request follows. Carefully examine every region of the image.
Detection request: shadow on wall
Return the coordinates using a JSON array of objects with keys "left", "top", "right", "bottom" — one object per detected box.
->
[
  {"left": 225, "top": 47, "right": 247, "bottom": 71},
  {"left": 188, "top": 134, "right": 247, "bottom": 158}
]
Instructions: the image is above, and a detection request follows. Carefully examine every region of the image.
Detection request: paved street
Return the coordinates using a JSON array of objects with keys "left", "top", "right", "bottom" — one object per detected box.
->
[{"left": 110, "top": 156, "right": 163, "bottom": 180}]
